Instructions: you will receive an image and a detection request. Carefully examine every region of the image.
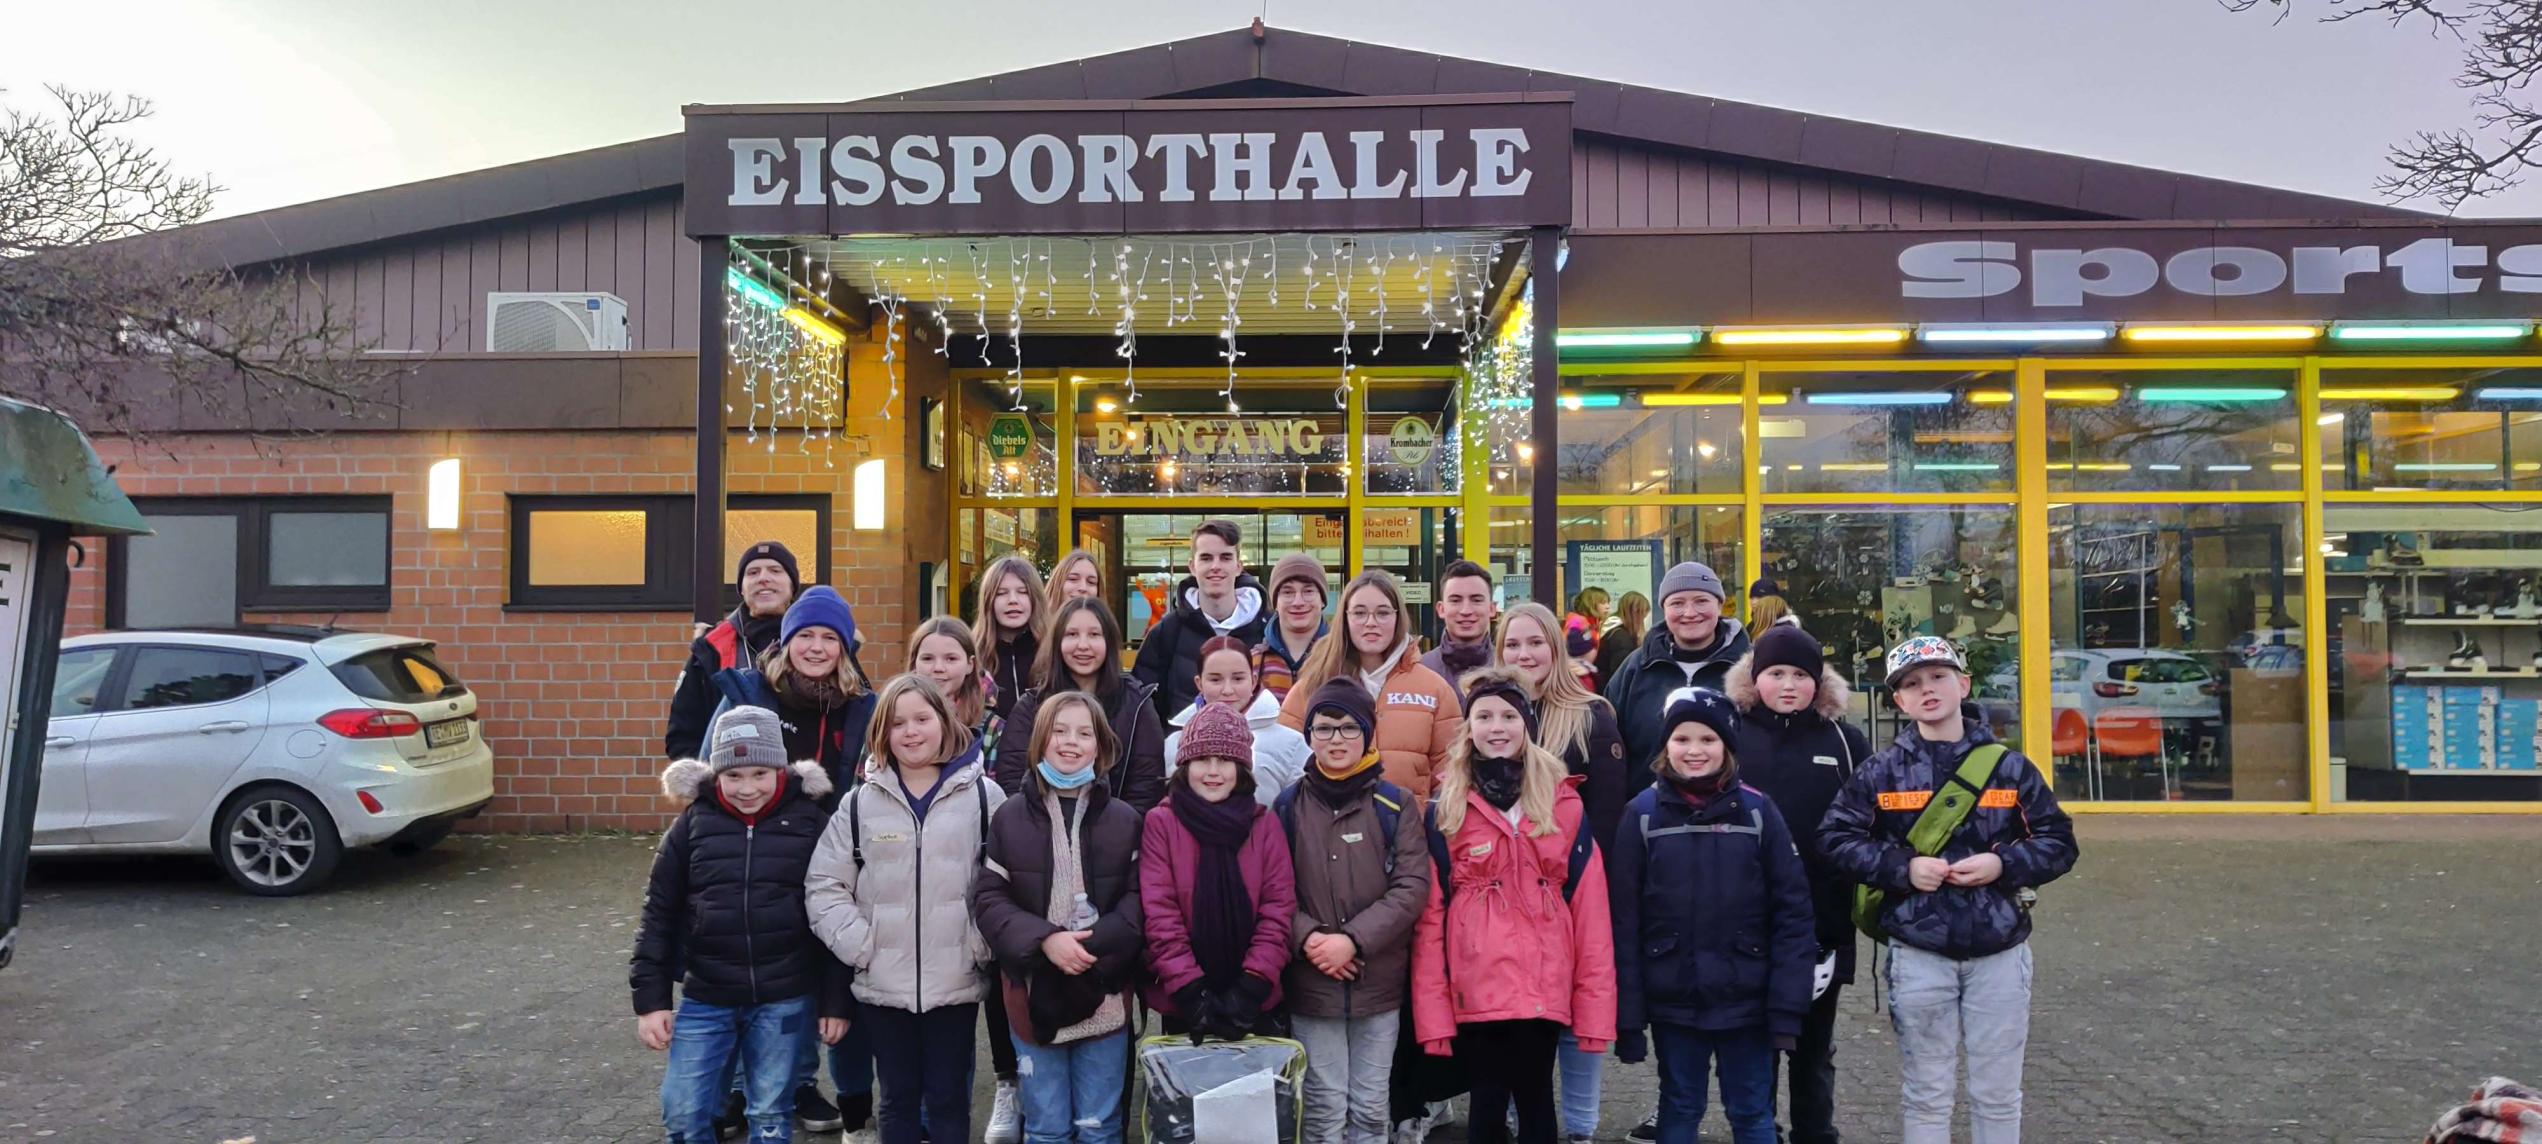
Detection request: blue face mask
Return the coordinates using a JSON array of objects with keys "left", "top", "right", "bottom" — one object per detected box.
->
[{"left": 1038, "top": 759, "right": 1098, "bottom": 790}]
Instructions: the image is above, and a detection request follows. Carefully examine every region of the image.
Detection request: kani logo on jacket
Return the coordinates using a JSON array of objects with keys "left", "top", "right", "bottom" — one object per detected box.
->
[{"left": 1385, "top": 692, "right": 1440, "bottom": 710}]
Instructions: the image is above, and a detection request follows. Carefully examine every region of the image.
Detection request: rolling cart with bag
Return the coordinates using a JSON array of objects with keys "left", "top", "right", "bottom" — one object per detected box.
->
[{"left": 1131, "top": 1033, "right": 1308, "bottom": 1144}]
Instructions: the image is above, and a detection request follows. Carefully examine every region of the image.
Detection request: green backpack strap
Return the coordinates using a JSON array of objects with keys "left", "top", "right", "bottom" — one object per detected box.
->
[{"left": 1852, "top": 744, "right": 2009, "bottom": 942}]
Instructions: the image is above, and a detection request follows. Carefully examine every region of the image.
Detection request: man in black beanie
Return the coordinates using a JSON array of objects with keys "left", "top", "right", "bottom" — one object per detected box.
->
[{"left": 664, "top": 541, "right": 801, "bottom": 760}]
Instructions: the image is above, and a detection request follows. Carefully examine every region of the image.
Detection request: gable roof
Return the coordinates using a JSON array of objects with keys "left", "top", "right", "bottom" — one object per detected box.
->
[{"left": 164, "top": 24, "right": 2416, "bottom": 270}]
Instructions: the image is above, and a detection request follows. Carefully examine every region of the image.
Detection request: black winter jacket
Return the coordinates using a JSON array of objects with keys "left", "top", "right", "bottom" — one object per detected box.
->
[
  {"left": 631, "top": 758, "right": 850, "bottom": 1018},
  {"left": 709, "top": 667, "right": 874, "bottom": 810},
  {"left": 664, "top": 608, "right": 783, "bottom": 760},
  {"left": 1548, "top": 697, "right": 1630, "bottom": 862},
  {"left": 971, "top": 772, "right": 1148, "bottom": 1045},
  {"left": 1609, "top": 782, "right": 1816, "bottom": 1040},
  {"left": 1131, "top": 574, "right": 1269, "bottom": 724},
  {"left": 1604, "top": 619, "right": 1753, "bottom": 788},
  {"left": 1819, "top": 721, "right": 2078, "bottom": 961},
  {"left": 1725, "top": 658, "right": 1873, "bottom": 983},
  {"left": 993, "top": 676, "right": 1168, "bottom": 813},
  {"left": 986, "top": 630, "right": 1041, "bottom": 724}
]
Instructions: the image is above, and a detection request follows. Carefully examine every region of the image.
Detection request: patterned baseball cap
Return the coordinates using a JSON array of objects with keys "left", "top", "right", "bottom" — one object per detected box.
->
[{"left": 1883, "top": 635, "right": 1968, "bottom": 690}]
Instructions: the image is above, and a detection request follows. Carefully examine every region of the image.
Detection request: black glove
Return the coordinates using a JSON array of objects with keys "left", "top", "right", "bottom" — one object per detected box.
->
[
  {"left": 1227, "top": 973, "right": 1273, "bottom": 1020},
  {"left": 1614, "top": 1028, "right": 1648, "bottom": 1064},
  {"left": 1171, "top": 981, "right": 1207, "bottom": 1023}
]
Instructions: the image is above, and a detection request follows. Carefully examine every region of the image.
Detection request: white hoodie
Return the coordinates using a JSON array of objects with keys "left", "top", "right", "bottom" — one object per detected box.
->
[{"left": 1164, "top": 689, "right": 1310, "bottom": 795}]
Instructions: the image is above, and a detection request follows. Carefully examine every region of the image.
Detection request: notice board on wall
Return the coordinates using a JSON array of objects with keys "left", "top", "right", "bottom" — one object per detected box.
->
[{"left": 1566, "top": 540, "right": 1662, "bottom": 608}]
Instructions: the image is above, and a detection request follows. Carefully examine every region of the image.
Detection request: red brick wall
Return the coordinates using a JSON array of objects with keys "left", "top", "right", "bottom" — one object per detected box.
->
[{"left": 67, "top": 342, "right": 946, "bottom": 834}]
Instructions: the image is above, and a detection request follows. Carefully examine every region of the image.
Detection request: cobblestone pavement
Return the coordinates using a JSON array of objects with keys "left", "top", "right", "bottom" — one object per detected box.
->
[{"left": 4, "top": 815, "right": 2537, "bottom": 1143}]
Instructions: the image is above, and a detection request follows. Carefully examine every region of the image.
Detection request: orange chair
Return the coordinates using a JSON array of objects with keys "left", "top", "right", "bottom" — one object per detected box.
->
[
  {"left": 2089, "top": 706, "right": 2168, "bottom": 801},
  {"left": 2049, "top": 708, "right": 2091, "bottom": 794}
]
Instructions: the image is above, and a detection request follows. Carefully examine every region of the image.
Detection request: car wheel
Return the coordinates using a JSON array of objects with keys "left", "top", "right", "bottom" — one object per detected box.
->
[
  {"left": 213, "top": 786, "right": 343, "bottom": 896},
  {"left": 387, "top": 821, "right": 454, "bottom": 857}
]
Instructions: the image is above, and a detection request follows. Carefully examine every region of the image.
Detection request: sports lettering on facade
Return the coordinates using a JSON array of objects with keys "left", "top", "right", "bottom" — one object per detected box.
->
[{"left": 1899, "top": 238, "right": 2542, "bottom": 307}]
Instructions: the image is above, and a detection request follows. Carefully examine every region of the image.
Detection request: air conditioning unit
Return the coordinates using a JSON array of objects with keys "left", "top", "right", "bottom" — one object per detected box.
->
[{"left": 485, "top": 292, "right": 630, "bottom": 352}]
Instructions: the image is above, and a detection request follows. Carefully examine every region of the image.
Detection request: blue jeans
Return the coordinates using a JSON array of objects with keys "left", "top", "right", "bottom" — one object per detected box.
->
[
  {"left": 1556, "top": 1028, "right": 1603, "bottom": 1137},
  {"left": 663, "top": 994, "right": 809, "bottom": 1144},
  {"left": 1012, "top": 1029, "right": 1130, "bottom": 1144},
  {"left": 1651, "top": 1024, "right": 1777, "bottom": 1144}
]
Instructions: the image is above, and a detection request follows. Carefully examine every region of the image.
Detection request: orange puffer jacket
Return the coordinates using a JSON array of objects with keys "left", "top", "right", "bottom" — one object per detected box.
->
[{"left": 1277, "top": 644, "right": 1463, "bottom": 799}]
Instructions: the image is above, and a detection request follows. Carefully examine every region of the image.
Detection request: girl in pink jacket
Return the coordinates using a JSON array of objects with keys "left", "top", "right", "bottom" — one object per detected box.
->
[
  {"left": 1411, "top": 667, "right": 1618, "bottom": 1144},
  {"left": 1141, "top": 701, "right": 1297, "bottom": 1039}
]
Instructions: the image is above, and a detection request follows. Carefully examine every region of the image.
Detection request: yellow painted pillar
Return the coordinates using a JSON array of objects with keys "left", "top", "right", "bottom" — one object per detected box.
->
[
  {"left": 2016, "top": 358, "right": 2052, "bottom": 775},
  {"left": 2299, "top": 357, "right": 2332, "bottom": 812}
]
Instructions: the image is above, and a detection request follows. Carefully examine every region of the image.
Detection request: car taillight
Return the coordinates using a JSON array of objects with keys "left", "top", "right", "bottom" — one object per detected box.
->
[
  {"left": 357, "top": 790, "right": 385, "bottom": 814},
  {"left": 2092, "top": 681, "right": 2138, "bottom": 699},
  {"left": 319, "top": 708, "right": 422, "bottom": 739}
]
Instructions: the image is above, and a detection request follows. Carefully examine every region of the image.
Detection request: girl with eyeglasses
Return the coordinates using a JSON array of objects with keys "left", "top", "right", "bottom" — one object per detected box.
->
[{"left": 1275, "top": 570, "right": 1462, "bottom": 799}]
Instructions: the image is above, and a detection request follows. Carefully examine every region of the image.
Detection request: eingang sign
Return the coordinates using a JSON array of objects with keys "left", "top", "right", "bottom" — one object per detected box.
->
[{"left": 683, "top": 96, "right": 1572, "bottom": 237}]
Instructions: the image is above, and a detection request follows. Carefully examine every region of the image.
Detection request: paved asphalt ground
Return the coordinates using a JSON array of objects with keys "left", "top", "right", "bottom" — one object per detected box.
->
[{"left": 4, "top": 815, "right": 2538, "bottom": 1143}]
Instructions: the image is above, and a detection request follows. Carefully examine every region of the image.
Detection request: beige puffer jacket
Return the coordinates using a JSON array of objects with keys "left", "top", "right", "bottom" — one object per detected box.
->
[{"left": 806, "top": 756, "right": 1007, "bottom": 1012}]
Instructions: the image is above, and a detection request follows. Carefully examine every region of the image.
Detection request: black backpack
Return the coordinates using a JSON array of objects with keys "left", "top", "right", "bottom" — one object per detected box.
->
[
  {"left": 1424, "top": 798, "right": 1595, "bottom": 905},
  {"left": 1272, "top": 780, "right": 1410, "bottom": 876}
]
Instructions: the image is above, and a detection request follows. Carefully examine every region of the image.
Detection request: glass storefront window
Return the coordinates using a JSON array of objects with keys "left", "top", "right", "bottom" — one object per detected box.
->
[
  {"left": 1073, "top": 385, "right": 1347, "bottom": 497},
  {"left": 1357, "top": 507, "right": 1463, "bottom": 646},
  {"left": 2048, "top": 504, "right": 2307, "bottom": 802},
  {"left": 1365, "top": 380, "right": 1460, "bottom": 496},
  {"left": 962, "top": 378, "right": 1058, "bottom": 499},
  {"left": 2327, "top": 502, "right": 2542, "bottom": 803},
  {"left": 2320, "top": 367, "right": 2542, "bottom": 491},
  {"left": 1758, "top": 370, "right": 2014, "bottom": 494},
  {"left": 1761, "top": 507, "right": 2020, "bottom": 748},
  {"left": 1490, "top": 504, "right": 1743, "bottom": 621},
  {"left": 1489, "top": 373, "right": 1744, "bottom": 497},
  {"left": 2046, "top": 369, "right": 2299, "bottom": 492}
]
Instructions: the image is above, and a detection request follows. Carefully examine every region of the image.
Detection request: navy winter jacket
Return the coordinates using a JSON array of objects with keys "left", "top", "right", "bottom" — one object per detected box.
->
[
  {"left": 1609, "top": 781, "right": 1817, "bottom": 1040},
  {"left": 630, "top": 758, "right": 850, "bottom": 1019},
  {"left": 1818, "top": 720, "right": 2078, "bottom": 961},
  {"left": 1725, "top": 660, "right": 1873, "bottom": 984},
  {"left": 1604, "top": 619, "right": 1753, "bottom": 791}
]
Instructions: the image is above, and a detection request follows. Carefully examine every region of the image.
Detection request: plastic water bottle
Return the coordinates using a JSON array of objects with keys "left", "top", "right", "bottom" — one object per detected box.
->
[{"left": 1067, "top": 892, "right": 1099, "bottom": 930}]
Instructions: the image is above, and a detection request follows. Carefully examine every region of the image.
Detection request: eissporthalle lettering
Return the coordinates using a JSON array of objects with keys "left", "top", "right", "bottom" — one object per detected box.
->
[{"left": 724, "top": 127, "right": 1537, "bottom": 208}]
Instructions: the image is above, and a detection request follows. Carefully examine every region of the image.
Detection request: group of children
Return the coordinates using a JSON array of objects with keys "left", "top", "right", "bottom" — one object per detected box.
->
[{"left": 633, "top": 554, "right": 2077, "bottom": 1144}]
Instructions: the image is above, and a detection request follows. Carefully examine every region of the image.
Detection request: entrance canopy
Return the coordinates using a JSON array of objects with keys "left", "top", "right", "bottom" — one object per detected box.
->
[{"left": 682, "top": 94, "right": 1576, "bottom": 608}]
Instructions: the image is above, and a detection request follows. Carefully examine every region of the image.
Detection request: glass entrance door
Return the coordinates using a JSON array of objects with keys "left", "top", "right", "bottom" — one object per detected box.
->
[{"left": 1075, "top": 511, "right": 1346, "bottom": 647}]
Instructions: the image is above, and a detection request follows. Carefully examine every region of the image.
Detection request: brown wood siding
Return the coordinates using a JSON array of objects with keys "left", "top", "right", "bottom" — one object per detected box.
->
[
  {"left": 282, "top": 193, "right": 690, "bottom": 353},
  {"left": 1571, "top": 137, "right": 2065, "bottom": 229}
]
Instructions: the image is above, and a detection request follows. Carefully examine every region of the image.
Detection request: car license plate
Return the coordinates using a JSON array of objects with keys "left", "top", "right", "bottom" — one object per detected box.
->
[{"left": 425, "top": 719, "right": 470, "bottom": 749}]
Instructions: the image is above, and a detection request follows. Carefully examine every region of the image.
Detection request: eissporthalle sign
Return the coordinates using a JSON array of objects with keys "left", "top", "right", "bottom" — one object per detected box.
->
[{"left": 684, "top": 96, "right": 1572, "bottom": 236}]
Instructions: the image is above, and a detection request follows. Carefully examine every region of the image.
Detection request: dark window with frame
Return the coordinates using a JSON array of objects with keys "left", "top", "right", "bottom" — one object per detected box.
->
[
  {"left": 507, "top": 494, "right": 829, "bottom": 611},
  {"left": 110, "top": 497, "right": 394, "bottom": 627}
]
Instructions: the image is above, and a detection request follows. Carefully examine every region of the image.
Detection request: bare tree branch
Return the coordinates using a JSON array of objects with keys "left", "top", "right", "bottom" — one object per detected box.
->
[
  {"left": 0, "top": 85, "right": 397, "bottom": 447},
  {"left": 2230, "top": 0, "right": 2542, "bottom": 212}
]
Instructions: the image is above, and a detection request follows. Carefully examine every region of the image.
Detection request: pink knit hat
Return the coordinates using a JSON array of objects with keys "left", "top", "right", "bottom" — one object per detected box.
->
[{"left": 1176, "top": 701, "right": 1255, "bottom": 767}]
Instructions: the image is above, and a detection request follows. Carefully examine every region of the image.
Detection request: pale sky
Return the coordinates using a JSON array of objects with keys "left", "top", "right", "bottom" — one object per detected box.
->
[{"left": 7, "top": 0, "right": 2531, "bottom": 220}]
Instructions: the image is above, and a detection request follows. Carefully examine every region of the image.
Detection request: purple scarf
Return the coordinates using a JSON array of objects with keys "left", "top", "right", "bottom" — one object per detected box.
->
[{"left": 1169, "top": 782, "right": 1259, "bottom": 989}]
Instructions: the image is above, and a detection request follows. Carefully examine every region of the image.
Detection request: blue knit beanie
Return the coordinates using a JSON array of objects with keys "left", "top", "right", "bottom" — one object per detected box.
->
[{"left": 781, "top": 585, "right": 857, "bottom": 648}]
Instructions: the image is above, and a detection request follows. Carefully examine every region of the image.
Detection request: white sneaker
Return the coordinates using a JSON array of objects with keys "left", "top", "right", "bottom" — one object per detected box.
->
[
  {"left": 1393, "top": 1100, "right": 1446, "bottom": 1144},
  {"left": 842, "top": 1130, "right": 879, "bottom": 1144},
  {"left": 985, "top": 1078, "right": 1021, "bottom": 1143}
]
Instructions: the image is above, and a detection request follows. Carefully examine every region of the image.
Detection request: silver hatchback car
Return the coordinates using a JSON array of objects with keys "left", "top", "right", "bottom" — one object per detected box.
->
[{"left": 35, "top": 626, "right": 494, "bottom": 895}]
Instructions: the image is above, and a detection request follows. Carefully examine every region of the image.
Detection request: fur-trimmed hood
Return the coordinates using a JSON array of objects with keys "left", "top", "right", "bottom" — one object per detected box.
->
[
  {"left": 661, "top": 757, "right": 835, "bottom": 802},
  {"left": 1722, "top": 655, "right": 1852, "bottom": 721}
]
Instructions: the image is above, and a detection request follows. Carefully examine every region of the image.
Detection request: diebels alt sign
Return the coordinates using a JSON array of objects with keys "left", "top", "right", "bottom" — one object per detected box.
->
[{"left": 684, "top": 96, "right": 1572, "bottom": 237}]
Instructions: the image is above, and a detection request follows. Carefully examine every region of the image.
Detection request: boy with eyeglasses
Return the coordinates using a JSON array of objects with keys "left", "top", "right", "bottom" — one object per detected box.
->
[{"left": 1279, "top": 679, "right": 1433, "bottom": 1144}]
